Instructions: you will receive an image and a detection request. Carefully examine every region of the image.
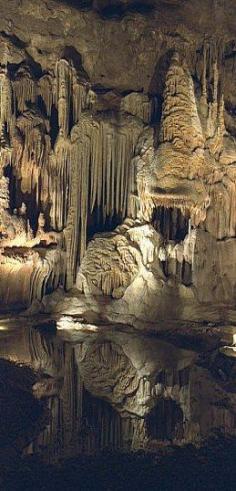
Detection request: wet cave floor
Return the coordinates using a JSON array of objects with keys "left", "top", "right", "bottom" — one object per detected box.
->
[{"left": 0, "top": 317, "right": 236, "bottom": 490}]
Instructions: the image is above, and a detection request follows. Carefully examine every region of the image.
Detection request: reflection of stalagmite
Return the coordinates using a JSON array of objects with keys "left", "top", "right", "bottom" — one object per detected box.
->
[{"left": 20, "top": 324, "right": 236, "bottom": 460}]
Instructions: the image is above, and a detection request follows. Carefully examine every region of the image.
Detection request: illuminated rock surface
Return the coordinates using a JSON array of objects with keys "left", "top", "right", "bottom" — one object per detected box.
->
[
  {"left": 0, "top": 0, "right": 235, "bottom": 318},
  {"left": 0, "top": 1, "right": 236, "bottom": 488}
]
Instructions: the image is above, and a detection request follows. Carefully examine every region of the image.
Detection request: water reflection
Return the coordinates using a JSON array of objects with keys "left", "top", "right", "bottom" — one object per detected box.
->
[{"left": 0, "top": 321, "right": 236, "bottom": 463}]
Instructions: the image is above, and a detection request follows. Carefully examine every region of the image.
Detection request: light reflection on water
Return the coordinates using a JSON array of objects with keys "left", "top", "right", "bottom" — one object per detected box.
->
[{"left": 0, "top": 318, "right": 236, "bottom": 463}]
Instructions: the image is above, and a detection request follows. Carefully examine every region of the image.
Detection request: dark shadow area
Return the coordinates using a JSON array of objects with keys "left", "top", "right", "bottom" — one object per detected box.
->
[
  {"left": 62, "top": 46, "right": 89, "bottom": 81},
  {"left": 36, "top": 95, "right": 48, "bottom": 118},
  {"left": 82, "top": 390, "right": 124, "bottom": 450},
  {"left": 54, "top": 0, "right": 155, "bottom": 18},
  {"left": 2, "top": 436, "right": 236, "bottom": 490},
  {"left": 5, "top": 164, "right": 42, "bottom": 234},
  {"left": 49, "top": 105, "right": 59, "bottom": 149},
  {"left": 146, "top": 398, "right": 183, "bottom": 441},
  {"left": 0, "top": 359, "right": 46, "bottom": 453},
  {"left": 87, "top": 207, "right": 123, "bottom": 239},
  {"left": 0, "top": 31, "right": 27, "bottom": 50},
  {"left": 152, "top": 206, "right": 189, "bottom": 242},
  {"left": 100, "top": 1, "right": 155, "bottom": 19},
  {"left": 8, "top": 59, "right": 43, "bottom": 82},
  {"left": 55, "top": 0, "right": 93, "bottom": 10}
]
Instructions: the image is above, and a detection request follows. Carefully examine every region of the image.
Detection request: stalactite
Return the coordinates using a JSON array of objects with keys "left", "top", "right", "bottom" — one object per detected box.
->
[
  {"left": 72, "top": 77, "right": 87, "bottom": 124},
  {"left": 49, "top": 136, "right": 72, "bottom": 231},
  {"left": 38, "top": 73, "right": 54, "bottom": 116},
  {"left": 201, "top": 41, "right": 207, "bottom": 102},
  {"left": 64, "top": 121, "right": 91, "bottom": 287},
  {"left": 0, "top": 66, "right": 13, "bottom": 131},
  {"left": 29, "top": 249, "right": 63, "bottom": 303},
  {"left": 13, "top": 66, "right": 36, "bottom": 113},
  {"left": 55, "top": 59, "right": 72, "bottom": 138},
  {"left": 121, "top": 92, "right": 152, "bottom": 123},
  {"left": 88, "top": 119, "right": 141, "bottom": 223},
  {"left": 89, "top": 121, "right": 102, "bottom": 213},
  {"left": 200, "top": 39, "right": 226, "bottom": 158},
  {"left": 0, "top": 66, "right": 14, "bottom": 170}
]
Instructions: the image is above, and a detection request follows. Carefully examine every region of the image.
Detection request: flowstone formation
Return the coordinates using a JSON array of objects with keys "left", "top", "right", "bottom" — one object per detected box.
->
[
  {"left": 77, "top": 49, "right": 236, "bottom": 319},
  {"left": 0, "top": 0, "right": 235, "bottom": 320},
  {"left": 0, "top": 51, "right": 145, "bottom": 308}
]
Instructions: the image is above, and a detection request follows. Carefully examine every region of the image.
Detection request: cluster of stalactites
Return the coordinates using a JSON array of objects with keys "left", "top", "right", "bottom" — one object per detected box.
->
[
  {"left": 2, "top": 58, "right": 89, "bottom": 204},
  {"left": 60, "top": 116, "right": 142, "bottom": 288},
  {"left": 0, "top": 59, "right": 92, "bottom": 292},
  {"left": 12, "top": 60, "right": 88, "bottom": 125},
  {"left": 128, "top": 46, "right": 230, "bottom": 232},
  {"left": 15, "top": 118, "right": 51, "bottom": 202},
  {"left": 200, "top": 40, "right": 225, "bottom": 155},
  {"left": 13, "top": 66, "right": 36, "bottom": 113},
  {"left": 0, "top": 66, "right": 13, "bottom": 130},
  {"left": 201, "top": 40, "right": 225, "bottom": 106},
  {"left": 0, "top": 57, "right": 144, "bottom": 291},
  {"left": 0, "top": 65, "right": 14, "bottom": 170},
  {"left": 159, "top": 44, "right": 226, "bottom": 160},
  {"left": 0, "top": 248, "right": 63, "bottom": 307},
  {"left": 55, "top": 59, "right": 88, "bottom": 137}
]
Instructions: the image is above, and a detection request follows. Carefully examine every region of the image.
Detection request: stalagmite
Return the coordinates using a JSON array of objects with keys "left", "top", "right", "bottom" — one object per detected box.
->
[{"left": 159, "top": 51, "right": 204, "bottom": 153}]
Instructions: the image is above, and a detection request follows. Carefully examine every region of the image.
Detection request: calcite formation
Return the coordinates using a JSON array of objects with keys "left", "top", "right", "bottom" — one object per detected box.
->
[{"left": 0, "top": 0, "right": 235, "bottom": 320}]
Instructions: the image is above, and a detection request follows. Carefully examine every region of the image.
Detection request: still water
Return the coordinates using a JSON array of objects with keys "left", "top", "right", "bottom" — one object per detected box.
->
[{"left": 0, "top": 317, "right": 236, "bottom": 464}]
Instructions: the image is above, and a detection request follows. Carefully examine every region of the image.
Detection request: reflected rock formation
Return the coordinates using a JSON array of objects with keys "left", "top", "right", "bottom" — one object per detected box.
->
[
  {"left": 0, "top": 1, "right": 236, "bottom": 472},
  {"left": 0, "top": 325, "right": 229, "bottom": 461}
]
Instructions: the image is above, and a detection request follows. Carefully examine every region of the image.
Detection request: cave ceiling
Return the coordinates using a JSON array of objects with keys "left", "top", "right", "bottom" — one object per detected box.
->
[{"left": 1, "top": 0, "right": 236, "bottom": 93}]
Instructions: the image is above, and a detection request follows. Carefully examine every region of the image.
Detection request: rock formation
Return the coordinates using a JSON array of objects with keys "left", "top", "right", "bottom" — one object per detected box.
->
[{"left": 0, "top": 0, "right": 234, "bottom": 324}]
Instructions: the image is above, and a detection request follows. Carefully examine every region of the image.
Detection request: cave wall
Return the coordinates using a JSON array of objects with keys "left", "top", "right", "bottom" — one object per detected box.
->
[{"left": 0, "top": 0, "right": 236, "bottom": 314}]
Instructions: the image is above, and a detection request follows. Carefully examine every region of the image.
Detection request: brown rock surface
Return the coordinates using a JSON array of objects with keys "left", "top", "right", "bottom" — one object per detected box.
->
[{"left": 0, "top": 0, "right": 235, "bottom": 321}]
